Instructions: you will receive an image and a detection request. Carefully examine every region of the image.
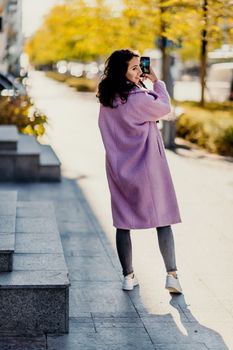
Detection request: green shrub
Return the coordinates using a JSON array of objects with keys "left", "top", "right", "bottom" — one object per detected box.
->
[
  {"left": 215, "top": 127, "right": 233, "bottom": 156},
  {"left": 66, "top": 77, "right": 97, "bottom": 92},
  {"left": 176, "top": 101, "right": 233, "bottom": 157},
  {"left": 46, "top": 71, "right": 67, "bottom": 82},
  {"left": 46, "top": 71, "right": 97, "bottom": 92},
  {"left": 0, "top": 96, "right": 47, "bottom": 137}
]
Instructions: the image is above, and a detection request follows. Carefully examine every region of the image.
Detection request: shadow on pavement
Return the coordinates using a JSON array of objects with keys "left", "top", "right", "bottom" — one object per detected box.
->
[
  {"left": 170, "top": 294, "right": 229, "bottom": 349},
  {"left": 0, "top": 178, "right": 230, "bottom": 349},
  {"left": 127, "top": 285, "right": 229, "bottom": 349}
]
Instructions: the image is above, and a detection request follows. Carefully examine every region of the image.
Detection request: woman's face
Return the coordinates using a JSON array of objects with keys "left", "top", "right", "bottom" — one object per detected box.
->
[{"left": 125, "top": 56, "right": 142, "bottom": 85}]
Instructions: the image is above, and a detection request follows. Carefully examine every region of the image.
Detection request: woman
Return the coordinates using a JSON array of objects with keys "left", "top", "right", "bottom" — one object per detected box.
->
[{"left": 97, "top": 49, "right": 182, "bottom": 293}]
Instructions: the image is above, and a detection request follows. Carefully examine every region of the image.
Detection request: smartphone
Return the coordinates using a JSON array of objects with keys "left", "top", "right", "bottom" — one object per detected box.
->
[{"left": 140, "top": 56, "right": 150, "bottom": 74}]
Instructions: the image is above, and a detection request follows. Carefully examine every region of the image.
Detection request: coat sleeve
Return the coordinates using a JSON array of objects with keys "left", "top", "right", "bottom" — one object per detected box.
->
[{"left": 129, "top": 80, "right": 172, "bottom": 123}]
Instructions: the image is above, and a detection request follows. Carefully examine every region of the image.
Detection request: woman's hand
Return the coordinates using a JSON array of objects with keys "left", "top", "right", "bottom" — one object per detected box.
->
[{"left": 143, "top": 66, "right": 158, "bottom": 83}]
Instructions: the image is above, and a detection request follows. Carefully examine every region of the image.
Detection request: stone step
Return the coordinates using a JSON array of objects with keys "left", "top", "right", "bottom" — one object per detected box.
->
[
  {"left": 0, "top": 190, "right": 18, "bottom": 203},
  {"left": 17, "top": 134, "right": 41, "bottom": 154},
  {"left": 0, "top": 128, "right": 61, "bottom": 182},
  {"left": 0, "top": 201, "right": 70, "bottom": 335},
  {"left": 0, "top": 125, "right": 18, "bottom": 151},
  {"left": 0, "top": 191, "right": 17, "bottom": 272},
  {"left": 0, "top": 134, "right": 40, "bottom": 181},
  {"left": 15, "top": 134, "right": 41, "bottom": 181},
  {"left": 39, "top": 144, "right": 61, "bottom": 181}
]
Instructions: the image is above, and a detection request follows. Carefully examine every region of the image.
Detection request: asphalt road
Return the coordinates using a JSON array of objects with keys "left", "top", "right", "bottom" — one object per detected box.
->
[{"left": 29, "top": 71, "right": 233, "bottom": 349}]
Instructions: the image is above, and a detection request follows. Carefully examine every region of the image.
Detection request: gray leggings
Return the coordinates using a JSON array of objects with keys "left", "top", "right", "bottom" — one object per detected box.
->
[{"left": 116, "top": 225, "right": 177, "bottom": 276}]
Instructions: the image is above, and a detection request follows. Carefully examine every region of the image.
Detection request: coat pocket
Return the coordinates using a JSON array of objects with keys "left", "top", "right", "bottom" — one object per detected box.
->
[{"left": 157, "top": 136, "right": 165, "bottom": 158}]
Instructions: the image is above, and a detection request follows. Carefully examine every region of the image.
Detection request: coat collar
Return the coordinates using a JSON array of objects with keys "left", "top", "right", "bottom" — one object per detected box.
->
[
  {"left": 112, "top": 86, "right": 157, "bottom": 108},
  {"left": 128, "top": 86, "right": 158, "bottom": 99}
]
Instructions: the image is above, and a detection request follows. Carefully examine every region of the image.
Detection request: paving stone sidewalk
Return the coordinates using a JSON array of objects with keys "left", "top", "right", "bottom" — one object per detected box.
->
[{"left": 0, "top": 178, "right": 229, "bottom": 350}]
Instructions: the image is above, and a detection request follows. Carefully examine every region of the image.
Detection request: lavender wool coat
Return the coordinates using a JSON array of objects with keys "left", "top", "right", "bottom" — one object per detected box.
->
[{"left": 98, "top": 80, "right": 181, "bottom": 229}]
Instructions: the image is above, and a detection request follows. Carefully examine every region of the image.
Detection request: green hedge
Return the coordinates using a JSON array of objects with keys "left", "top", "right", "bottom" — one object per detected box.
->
[
  {"left": 46, "top": 71, "right": 97, "bottom": 92},
  {"left": 175, "top": 101, "right": 233, "bottom": 157},
  {"left": 0, "top": 96, "right": 47, "bottom": 137}
]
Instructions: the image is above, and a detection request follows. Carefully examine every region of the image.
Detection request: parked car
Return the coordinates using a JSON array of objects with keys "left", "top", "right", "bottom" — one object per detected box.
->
[
  {"left": 205, "top": 62, "right": 233, "bottom": 102},
  {"left": 83, "top": 62, "right": 99, "bottom": 79},
  {"left": 67, "top": 62, "right": 84, "bottom": 77}
]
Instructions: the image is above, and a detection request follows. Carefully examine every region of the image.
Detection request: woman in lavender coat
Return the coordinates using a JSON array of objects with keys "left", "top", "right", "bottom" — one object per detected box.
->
[{"left": 97, "top": 49, "right": 182, "bottom": 293}]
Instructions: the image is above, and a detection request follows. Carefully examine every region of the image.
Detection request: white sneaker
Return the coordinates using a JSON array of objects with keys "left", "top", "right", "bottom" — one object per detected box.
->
[
  {"left": 165, "top": 274, "right": 182, "bottom": 294},
  {"left": 122, "top": 274, "right": 139, "bottom": 291}
]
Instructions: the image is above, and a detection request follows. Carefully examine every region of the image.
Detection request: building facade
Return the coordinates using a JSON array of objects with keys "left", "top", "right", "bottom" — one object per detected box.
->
[{"left": 0, "top": 0, "right": 23, "bottom": 75}]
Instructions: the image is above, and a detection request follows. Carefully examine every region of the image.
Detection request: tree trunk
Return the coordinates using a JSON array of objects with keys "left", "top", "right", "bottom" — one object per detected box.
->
[
  {"left": 160, "top": 2, "right": 167, "bottom": 82},
  {"left": 200, "top": 0, "right": 208, "bottom": 107},
  {"left": 159, "top": 1, "right": 176, "bottom": 149}
]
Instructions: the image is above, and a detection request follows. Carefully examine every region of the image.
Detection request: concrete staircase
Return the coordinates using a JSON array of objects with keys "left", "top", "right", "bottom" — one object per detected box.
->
[
  {"left": 0, "top": 191, "right": 70, "bottom": 335},
  {"left": 0, "top": 125, "right": 61, "bottom": 182}
]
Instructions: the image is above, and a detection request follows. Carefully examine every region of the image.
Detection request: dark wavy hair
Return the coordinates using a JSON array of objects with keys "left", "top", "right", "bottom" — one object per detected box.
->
[{"left": 97, "top": 49, "right": 139, "bottom": 108}]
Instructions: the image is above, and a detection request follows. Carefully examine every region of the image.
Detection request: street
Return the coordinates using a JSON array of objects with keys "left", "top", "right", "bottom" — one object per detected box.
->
[{"left": 29, "top": 71, "right": 233, "bottom": 349}]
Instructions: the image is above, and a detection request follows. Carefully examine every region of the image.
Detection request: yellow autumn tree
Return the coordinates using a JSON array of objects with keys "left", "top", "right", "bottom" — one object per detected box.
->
[
  {"left": 26, "top": 0, "right": 160, "bottom": 65},
  {"left": 122, "top": 0, "right": 233, "bottom": 104},
  {"left": 158, "top": 0, "right": 233, "bottom": 105},
  {"left": 26, "top": 0, "right": 119, "bottom": 64},
  {"left": 26, "top": 0, "right": 233, "bottom": 105}
]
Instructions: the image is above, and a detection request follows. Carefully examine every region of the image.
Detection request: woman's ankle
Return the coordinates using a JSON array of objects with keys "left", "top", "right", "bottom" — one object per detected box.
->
[
  {"left": 168, "top": 271, "right": 177, "bottom": 278},
  {"left": 125, "top": 272, "right": 134, "bottom": 278}
]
